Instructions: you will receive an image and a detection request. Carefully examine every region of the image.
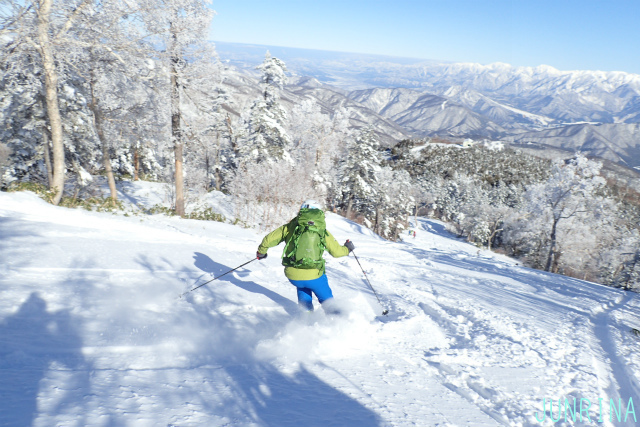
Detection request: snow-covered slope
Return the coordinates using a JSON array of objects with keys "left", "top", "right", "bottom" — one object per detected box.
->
[
  {"left": 2, "top": 189, "right": 640, "bottom": 426},
  {"left": 286, "top": 77, "right": 412, "bottom": 144},
  {"left": 436, "top": 85, "right": 555, "bottom": 130},
  {"left": 505, "top": 123, "right": 640, "bottom": 169},
  {"left": 349, "top": 88, "right": 507, "bottom": 138},
  {"left": 348, "top": 86, "right": 553, "bottom": 133}
]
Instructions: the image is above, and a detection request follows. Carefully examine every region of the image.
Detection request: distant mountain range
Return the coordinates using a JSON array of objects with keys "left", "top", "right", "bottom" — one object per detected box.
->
[
  {"left": 505, "top": 123, "right": 640, "bottom": 167},
  {"left": 219, "top": 65, "right": 411, "bottom": 145},
  {"left": 215, "top": 41, "right": 640, "bottom": 171}
]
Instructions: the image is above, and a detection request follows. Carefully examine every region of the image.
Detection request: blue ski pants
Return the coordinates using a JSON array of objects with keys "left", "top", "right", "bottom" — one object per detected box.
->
[{"left": 288, "top": 274, "right": 333, "bottom": 311}]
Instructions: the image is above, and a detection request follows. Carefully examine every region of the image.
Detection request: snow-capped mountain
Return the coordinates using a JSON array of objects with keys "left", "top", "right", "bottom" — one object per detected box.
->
[
  {"left": 348, "top": 88, "right": 506, "bottom": 138},
  {"left": 215, "top": 42, "right": 640, "bottom": 169},
  {"left": 218, "top": 66, "right": 412, "bottom": 145},
  {"left": 216, "top": 42, "right": 640, "bottom": 125},
  {"left": 414, "top": 62, "right": 640, "bottom": 125},
  {"left": 286, "top": 77, "right": 411, "bottom": 144},
  {"left": 435, "top": 85, "right": 555, "bottom": 130},
  {"left": 505, "top": 123, "right": 640, "bottom": 169}
]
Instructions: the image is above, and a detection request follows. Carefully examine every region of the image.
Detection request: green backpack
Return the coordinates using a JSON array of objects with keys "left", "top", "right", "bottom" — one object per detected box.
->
[{"left": 282, "top": 208, "right": 327, "bottom": 271}]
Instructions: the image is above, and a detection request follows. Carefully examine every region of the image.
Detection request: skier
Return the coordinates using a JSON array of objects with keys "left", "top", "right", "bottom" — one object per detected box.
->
[{"left": 256, "top": 200, "right": 355, "bottom": 313}]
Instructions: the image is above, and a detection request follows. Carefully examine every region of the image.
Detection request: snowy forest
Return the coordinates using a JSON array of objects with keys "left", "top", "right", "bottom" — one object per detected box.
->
[{"left": 1, "top": 0, "right": 639, "bottom": 291}]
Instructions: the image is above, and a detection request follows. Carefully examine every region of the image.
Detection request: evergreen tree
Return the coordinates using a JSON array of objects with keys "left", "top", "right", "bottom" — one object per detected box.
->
[
  {"left": 0, "top": 48, "right": 49, "bottom": 187},
  {"left": 240, "top": 52, "right": 290, "bottom": 164},
  {"left": 338, "top": 127, "right": 382, "bottom": 220},
  {"left": 373, "top": 167, "right": 414, "bottom": 240}
]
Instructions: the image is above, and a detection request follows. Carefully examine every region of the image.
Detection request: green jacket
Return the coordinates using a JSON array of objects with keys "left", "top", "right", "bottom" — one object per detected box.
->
[{"left": 258, "top": 217, "right": 350, "bottom": 281}]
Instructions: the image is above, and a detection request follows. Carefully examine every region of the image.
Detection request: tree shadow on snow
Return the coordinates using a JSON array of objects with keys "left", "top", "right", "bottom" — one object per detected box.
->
[
  {"left": 0, "top": 293, "right": 88, "bottom": 426},
  {"left": 192, "top": 252, "right": 299, "bottom": 315},
  {"left": 211, "top": 363, "right": 383, "bottom": 427},
  {"left": 0, "top": 217, "right": 47, "bottom": 271}
]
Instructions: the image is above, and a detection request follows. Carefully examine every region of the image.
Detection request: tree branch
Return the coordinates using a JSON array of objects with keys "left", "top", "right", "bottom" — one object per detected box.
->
[
  {"left": 0, "top": 4, "right": 33, "bottom": 35},
  {"left": 23, "top": 35, "right": 42, "bottom": 53},
  {"left": 54, "top": 0, "right": 92, "bottom": 40}
]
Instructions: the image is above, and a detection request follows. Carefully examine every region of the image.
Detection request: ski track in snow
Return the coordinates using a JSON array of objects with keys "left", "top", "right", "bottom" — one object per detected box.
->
[{"left": 1, "top": 189, "right": 640, "bottom": 426}]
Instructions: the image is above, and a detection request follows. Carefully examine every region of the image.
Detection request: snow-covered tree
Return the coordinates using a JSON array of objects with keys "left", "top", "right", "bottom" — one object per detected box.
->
[
  {"left": 0, "top": 143, "right": 11, "bottom": 186},
  {"left": 0, "top": 47, "right": 49, "bottom": 186},
  {"left": 0, "top": 49, "right": 101, "bottom": 192},
  {"left": 287, "top": 99, "right": 352, "bottom": 201},
  {"left": 373, "top": 167, "right": 414, "bottom": 240},
  {"left": 229, "top": 160, "right": 314, "bottom": 231},
  {"left": 0, "top": 0, "right": 167, "bottom": 200},
  {"left": 139, "top": 0, "right": 214, "bottom": 216},
  {"left": 504, "top": 154, "right": 607, "bottom": 272},
  {"left": 179, "top": 55, "right": 231, "bottom": 196},
  {"left": 72, "top": 0, "right": 163, "bottom": 203},
  {"left": 240, "top": 52, "right": 290, "bottom": 164},
  {"left": 337, "top": 127, "right": 382, "bottom": 220},
  {"left": 609, "top": 239, "right": 640, "bottom": 291},
  {"left": 0, "top": 0, "right": 93, "bottom": 202}
]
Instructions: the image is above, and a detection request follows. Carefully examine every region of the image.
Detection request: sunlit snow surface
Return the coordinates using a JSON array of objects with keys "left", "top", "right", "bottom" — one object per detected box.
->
[{"left": 1, "top": 188, "right": 640, "bottom": 426}]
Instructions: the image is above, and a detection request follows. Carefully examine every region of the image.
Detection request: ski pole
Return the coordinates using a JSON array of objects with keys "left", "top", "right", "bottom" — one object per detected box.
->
[
  {"left": 351, "top": 251, "right": 389, "bottom": 315},
  {"left": 179, "top": 258, "right": 257, "bottom": 298}
]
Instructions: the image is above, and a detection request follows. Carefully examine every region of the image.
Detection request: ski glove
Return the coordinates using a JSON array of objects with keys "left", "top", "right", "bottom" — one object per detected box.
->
[
  {"left": 344, "top": 240, "right": 355, "bottom": 253},
  {"left": 257, "top": 251, "right": 268, "bottom": 260}
]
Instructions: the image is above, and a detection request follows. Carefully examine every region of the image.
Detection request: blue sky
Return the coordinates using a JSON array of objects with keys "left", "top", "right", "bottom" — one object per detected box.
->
[{"left": 209, "top": 0, "right": 640, "bottom": 74}]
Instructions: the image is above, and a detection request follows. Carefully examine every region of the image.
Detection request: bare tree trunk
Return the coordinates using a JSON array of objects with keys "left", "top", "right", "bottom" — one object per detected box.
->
[
  {"left": 170, "top": 23, "right": 185, "bottom": 217},
  {"left": 374, "top": 206, "right": 381, "bottom": 235},
  {"left": 101, "top": 140, "right": 117, "bottom": 203},
  {"left": 42, "top": 128, "right": 53, "bottom": 186},
  {"left": 202, "top": 150, "right": 212, "bottom": 192},
  {"left": 37, "top": 0, "right": 65, "bottom": 204},
  {"left": 133, "top": 148, "right": 140, "bottom": 181},
  {"left": 226, "top": 114, "right": 238, "bottom": 158},
  {"left": 214, "top": 166, "right": 222, "bottom": 191},
  {"left": 214, "top": 131, "right": 222, "bottom": 191},
  {"left": 545, "top": 217, "right": 560, "bottom": 272},
  {"left": 488, "top": 228, "right": 500, "bottom": 251},
  {"left": 172, "top": 109, "right": 185, "bottom": 216},
  {"left": 552, "top": 251, "right": 561, "bottom": 274},
  {"left": 345, "top": 196, "right": 354, "bottom": 220},
  {"left": 88, "top": 68, "right": 117, "bottom": 204}
]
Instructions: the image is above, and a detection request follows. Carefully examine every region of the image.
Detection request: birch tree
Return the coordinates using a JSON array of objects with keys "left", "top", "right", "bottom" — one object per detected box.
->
[
  {"left": 0, "top": 0, "right": 94, "bottom": 203},
  {"left": 1, "top": 0, "right": 158, "bottom": 202},
  {"left": 140, "top": 0, "right": 214, "bottom": 216}
]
